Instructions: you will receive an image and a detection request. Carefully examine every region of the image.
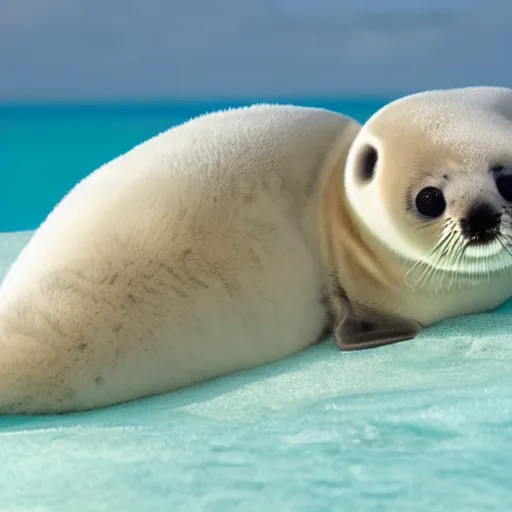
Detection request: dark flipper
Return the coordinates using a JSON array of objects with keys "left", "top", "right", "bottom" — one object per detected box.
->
[{"left": 334, "top": 298, "right": 421, "bottom": 351}]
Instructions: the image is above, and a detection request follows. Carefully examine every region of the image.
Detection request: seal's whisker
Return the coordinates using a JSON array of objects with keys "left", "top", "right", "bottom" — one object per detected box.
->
[
  {"left": 405, "top": 238, "right": 445, "bottom": 287},
  {"left": 404, "top": 226, "right": 459, "bottom": 291},
  {"left": 444, "top": 232, "right": 466, "bottom": 292},
  {"left": 500, "top": 233, "right": 512, "bottom": 245},
  {"left": 436, "top": 231, "right": 461, "bottom": 288},
  {"left": 498, "top": 236, "right": 512, "bottom": 260}
]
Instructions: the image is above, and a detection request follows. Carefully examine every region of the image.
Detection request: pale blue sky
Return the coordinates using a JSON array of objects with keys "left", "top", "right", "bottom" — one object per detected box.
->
[{"left": 1, "top": 0, "right": 510, "bottom": 101}]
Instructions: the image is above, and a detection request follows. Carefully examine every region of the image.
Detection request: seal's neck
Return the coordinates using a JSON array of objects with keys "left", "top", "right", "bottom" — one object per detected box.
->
[{"left": 317, "top": 161, "right": 409, "bottom": 318}]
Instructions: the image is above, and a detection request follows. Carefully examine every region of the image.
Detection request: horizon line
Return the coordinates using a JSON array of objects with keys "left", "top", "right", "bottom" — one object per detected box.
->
[{"left": 0, "top": 93, "right": 402, "bottom": 109}]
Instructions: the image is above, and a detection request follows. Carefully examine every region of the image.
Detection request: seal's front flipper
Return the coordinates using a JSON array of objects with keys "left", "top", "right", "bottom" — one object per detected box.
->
[{"left": 334, "top": 304, "right": 421, "bottom": 351}]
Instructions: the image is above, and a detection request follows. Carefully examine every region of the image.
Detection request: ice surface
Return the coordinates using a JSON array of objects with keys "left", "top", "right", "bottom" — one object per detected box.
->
[{"left": 1, "top": 231, "right": 511, "bottom": 511}]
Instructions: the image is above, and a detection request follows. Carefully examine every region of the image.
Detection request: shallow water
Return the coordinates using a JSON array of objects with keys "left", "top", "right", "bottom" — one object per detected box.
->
[{"left": 1, "top": 231, "right": 512, "bottom": 511}]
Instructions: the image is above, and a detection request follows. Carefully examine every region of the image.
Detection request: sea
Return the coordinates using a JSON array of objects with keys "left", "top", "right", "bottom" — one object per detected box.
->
[{"left": 1, "top": 97, "right": 389, "bottom": 233}]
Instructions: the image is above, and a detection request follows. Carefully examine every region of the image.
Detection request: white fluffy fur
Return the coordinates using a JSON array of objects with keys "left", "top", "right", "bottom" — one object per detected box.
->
[{"left": 0, "top": 104, "right": 360, "bottom": 413}]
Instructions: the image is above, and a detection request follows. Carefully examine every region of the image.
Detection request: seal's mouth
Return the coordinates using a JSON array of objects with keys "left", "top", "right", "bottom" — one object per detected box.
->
[
  {"left": 464, "top": 230, "right": 500, "bottom": 247},
  {"left": 404, "top": 216, "right": 512, "bottom": 293}
]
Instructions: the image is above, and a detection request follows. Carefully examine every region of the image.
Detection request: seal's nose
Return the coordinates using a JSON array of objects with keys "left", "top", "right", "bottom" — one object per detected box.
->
[{"left": 460, "top": 203, "right": 501, "bottom": 244}]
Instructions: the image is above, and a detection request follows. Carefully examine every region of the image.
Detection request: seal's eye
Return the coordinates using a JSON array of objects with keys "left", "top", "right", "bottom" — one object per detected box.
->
[
  {"left": 495, "top": 173, "right": 512, "bottom": 202},
  {"left": 415, "top": 187, "right": 446, "bottom": 219},
  {"left": 358, "top": 145, "right": 378, "bottom": 182}
]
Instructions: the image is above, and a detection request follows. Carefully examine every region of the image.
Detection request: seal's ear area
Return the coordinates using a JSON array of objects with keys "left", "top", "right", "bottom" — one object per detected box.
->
[
  {"left": 334, "top": 302, "right": 421, "bottom": 351},
  {"left": 354, "top": 144, "right": 378, "bottom": 184}
]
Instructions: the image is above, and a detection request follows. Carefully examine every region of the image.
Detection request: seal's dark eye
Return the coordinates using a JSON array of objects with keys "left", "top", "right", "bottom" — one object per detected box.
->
[
  {"left": 495, "top": 174, "right": 512, "bottom": 202},
  {"left": 415, "top": 187, "right": 446, "bottom": 219},
  {"left": 358, "top": 145, "right": 378, "bottom": 182}
]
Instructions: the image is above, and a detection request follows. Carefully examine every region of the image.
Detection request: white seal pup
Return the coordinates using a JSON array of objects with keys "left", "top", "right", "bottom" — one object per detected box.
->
[{"left": 1, "top": 87, "right": 512, "bottom": 414}]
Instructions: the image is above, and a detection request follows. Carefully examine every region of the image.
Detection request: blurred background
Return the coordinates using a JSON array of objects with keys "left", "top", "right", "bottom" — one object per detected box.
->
[{"left": 2, "top": 0, "right": 511, "bottom": 231}]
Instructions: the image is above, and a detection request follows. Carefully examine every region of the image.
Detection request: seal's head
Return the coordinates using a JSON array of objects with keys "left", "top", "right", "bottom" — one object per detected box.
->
[{"left": 344, "top": 86, "right": 512, "bottom": 293}]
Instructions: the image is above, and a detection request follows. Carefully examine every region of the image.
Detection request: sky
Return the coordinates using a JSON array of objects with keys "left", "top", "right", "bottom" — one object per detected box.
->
[{"left": 1, "top": 0, "right": 511, "bottom": 101}]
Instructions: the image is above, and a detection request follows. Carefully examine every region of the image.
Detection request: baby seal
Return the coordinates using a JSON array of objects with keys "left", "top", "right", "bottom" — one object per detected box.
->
[{"left": 1, "top": 86, "right": 512, "bottom": 414}]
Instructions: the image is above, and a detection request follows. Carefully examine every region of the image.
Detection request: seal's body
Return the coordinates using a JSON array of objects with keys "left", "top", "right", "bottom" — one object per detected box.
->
[
  {"left": 0, "top": 105, "right": 360, "bottom": 413},
  {"left": 2, "top": 87, "right": 512, "bottom": 415}
]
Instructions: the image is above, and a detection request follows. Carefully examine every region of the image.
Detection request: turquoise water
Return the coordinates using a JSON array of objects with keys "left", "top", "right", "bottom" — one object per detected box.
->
[
  {"left": 2, "top": 98, "right": 387, "bottom": 232},
  {"left": 2, "top": 99, "right": 512, "bottom": 510}
]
